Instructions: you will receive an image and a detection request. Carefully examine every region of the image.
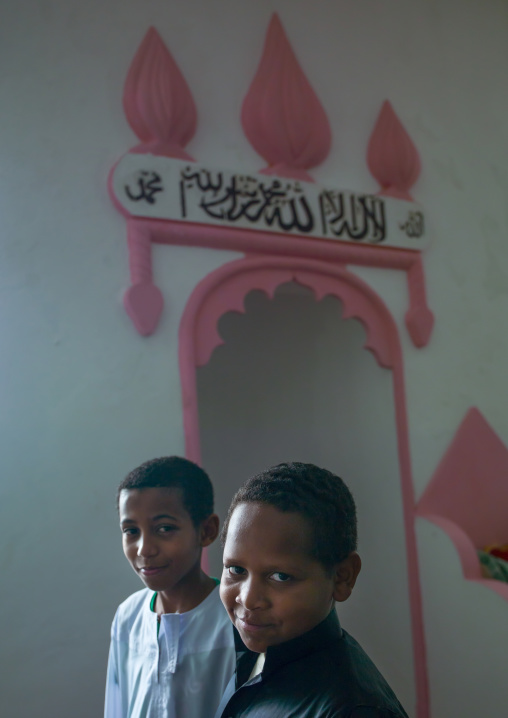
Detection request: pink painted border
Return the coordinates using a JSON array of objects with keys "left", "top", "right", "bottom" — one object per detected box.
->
[{"left": 178, "top": 254, "right": 429, "bottom": 718}]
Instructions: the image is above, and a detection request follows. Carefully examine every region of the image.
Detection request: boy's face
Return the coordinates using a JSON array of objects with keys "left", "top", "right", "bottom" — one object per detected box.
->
[
  {"left": 119, "top": 487, "right": 204, "bottom": 593},
  {"left": 221, "top": 502, "right": 356, "bottom": 653}
]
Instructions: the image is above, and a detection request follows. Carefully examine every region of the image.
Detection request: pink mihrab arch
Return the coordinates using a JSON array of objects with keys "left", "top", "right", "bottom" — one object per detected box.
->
[
  {"left": 109, "top": 22, "right": 434, "bottom": 715},
  {"left": 178, "top": 254, "right": 429, "bottom": 718}
]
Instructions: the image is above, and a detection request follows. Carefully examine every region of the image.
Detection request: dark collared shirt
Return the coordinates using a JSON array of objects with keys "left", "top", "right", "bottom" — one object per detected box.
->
[{"left": 214, "top": 610, "right": 408, "bottom": 718}]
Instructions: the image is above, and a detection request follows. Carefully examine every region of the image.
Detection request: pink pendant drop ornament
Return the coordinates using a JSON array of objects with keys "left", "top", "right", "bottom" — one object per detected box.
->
[
  {"left": 367, "top": 100, "right": 421, "bottom": 201},
  {"left": 405, "top": 256, "right": 434, "bottom": 347},
  {"left": 123, "top": 26, "right": 197, "bottom": 159},
  {"left": 122, "top": 220, "right": 164, "bottom": 336},
  {"left": 241, "top": 13, "right": 332, "bottom": 181}
]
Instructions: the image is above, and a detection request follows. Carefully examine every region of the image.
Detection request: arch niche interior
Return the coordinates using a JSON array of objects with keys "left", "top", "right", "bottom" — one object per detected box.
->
[{"left": 179, "top": 256, "right": 427, "bottom": 718}]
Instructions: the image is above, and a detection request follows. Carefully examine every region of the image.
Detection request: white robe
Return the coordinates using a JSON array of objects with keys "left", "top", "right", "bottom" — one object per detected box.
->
[{"left": 105, "top": 585, "right": 236, "bottom": 718}]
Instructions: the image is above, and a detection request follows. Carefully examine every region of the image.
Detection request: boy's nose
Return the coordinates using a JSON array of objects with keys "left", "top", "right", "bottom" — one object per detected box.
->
[
  {"left": 236, "top": 578, "right": 269, "bottom": 610},
  {"left": 137, "top": 535, "right": 158, "bottom": 557}
]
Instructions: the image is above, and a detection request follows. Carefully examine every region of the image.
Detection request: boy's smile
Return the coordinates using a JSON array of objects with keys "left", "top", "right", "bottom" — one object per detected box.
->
[
  {"left": 221, "top": 502, "right": 353, "bottom": 653},
  {"left": 119, "top": 487, "right": 214, "bottom": 610}
]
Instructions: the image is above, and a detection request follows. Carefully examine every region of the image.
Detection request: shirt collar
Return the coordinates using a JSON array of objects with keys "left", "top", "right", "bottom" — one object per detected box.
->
[{"left": 234, "top": 608, "right": 343, "bottom": 683}]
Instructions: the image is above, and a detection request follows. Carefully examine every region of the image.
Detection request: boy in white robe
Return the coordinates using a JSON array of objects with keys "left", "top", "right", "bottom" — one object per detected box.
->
[{"left": 105, "top": 456, "right": 235, "bottom": 718}]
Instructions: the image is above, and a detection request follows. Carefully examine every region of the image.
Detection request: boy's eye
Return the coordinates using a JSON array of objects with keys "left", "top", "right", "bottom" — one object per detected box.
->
[
  {"left": 157, "top": 525, "right": 177, "bottom": 534},
  {"left": 271, "top": 572, "right": 292, "bottom": 583},
  {"left": 226, "top": 565, "right": 246, "bottom": 577},
  {"left": 122, "top": 527, "right": 138, "bottom": 536}
]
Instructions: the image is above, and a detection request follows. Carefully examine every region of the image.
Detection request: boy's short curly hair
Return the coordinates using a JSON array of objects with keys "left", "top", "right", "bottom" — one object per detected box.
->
[
  {"left": 221, "top": 462, "right": 357, "bottom": 570},
  {"left": 117, "top": 456, "right": 214, "bottom": 527}
]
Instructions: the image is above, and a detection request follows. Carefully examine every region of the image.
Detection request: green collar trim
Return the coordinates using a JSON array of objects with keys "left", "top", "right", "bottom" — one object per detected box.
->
[{"left": 149, "top": 577, "right": 220, "bottom": 615}]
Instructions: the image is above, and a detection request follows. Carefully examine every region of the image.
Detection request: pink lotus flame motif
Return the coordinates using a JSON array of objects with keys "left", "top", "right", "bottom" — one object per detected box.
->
[
  {"left": 123, "top": 26, "right": 197, "bottom": 159},
  {"left": 241, "top": 13, "right": 332, "bottom": 181},
  {"left": 367, "top": 101, "right": 421, "bottom": 201}
]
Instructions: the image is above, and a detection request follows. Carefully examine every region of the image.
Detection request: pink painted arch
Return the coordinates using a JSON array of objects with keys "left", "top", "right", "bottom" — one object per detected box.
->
[{"left": 178, "top": 254, "right": 430, "bottom": 718}]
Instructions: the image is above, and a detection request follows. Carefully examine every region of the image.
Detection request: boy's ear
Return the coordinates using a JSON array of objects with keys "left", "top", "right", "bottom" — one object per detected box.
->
[
  {"left": 332, "top": 552, "right": 362, "bottom": 603},
  {"left": 199, "top": 513, "right": 220, "bottom": 547}
]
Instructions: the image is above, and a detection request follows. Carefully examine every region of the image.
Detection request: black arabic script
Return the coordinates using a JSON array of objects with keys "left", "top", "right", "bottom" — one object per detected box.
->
[
  {"left": 180, "top": 168, "right": 315, "bottom": 234},
  {"left": 125, "top": 171, "right": 164, "bottom": 205},
  {"left": 319, "top": 191, "right": 386, "bottom": 243},
  {"left": 399, "top": 211, "right": 424, "bottom": 238}
]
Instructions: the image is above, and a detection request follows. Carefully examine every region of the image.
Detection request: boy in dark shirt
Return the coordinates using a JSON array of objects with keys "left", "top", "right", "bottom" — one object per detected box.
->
[{"left": 214, "top": 462, "right": 408, "bottom": 718}]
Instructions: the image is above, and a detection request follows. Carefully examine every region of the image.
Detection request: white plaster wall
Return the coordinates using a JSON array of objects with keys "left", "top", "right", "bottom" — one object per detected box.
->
[{"left": 1, "top": 1, "right": 508, "bottom": 716}]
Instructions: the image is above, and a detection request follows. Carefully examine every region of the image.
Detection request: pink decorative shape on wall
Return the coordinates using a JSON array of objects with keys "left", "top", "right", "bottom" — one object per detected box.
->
[
  {"left": 405, "top": 256, "right": 434, "bottom": 347},
  {"left": 179, "top": 255, "right": 429, "bottom": 718},
  {"left": 122, "top": 220, "right": 163, "bottom": 335},
  {"left": 113, "top": 27, "right": 200, "bottom": 331},
  {"left": 241, "top": 13, "right": 332, "bottom": 181},
  {"left": 111, "top": 26, "right": 432, "bottom": 344},
  {"left": 186, "top": 258, "right": 396, "bottom": 370},
  {"left": 123, "top": 26, "right": 197, "bottom": 159},
  {"left": 191, "top": 265, "right": 294, "bottom": 367},
  {"left": 115, "top": 218, "right": 433, "bottom": 346},
  {"left": 416, "top": 407, "right": 508, "bottom": 601},
  {"left": 367, "top": 100, "right": 421, "bottom": 201}
]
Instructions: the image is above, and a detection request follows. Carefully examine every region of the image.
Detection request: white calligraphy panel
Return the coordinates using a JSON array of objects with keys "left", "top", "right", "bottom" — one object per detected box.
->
[{"left": 111, "top": 154, "right": 428, "bottom": 251}]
